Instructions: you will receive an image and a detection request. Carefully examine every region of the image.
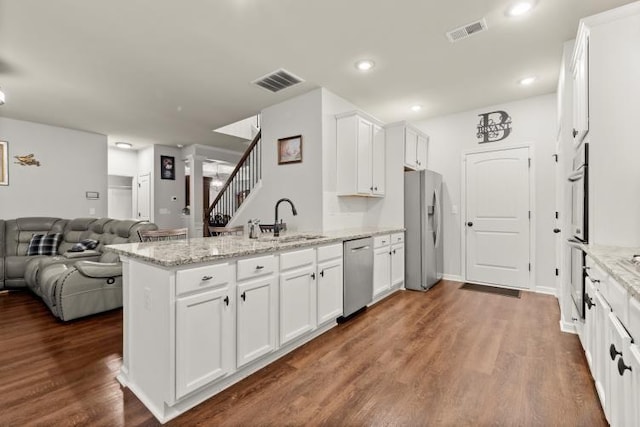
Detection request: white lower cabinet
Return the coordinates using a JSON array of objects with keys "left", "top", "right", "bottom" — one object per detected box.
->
[
  {"left": 391, "top": 242, "right": 405, "bottom": 288},
  {"left": 374, "top": 233, "right": 405, "bottom": 298},
  {"left": 317, "top": 256, "right": 343, "bottom": 325},
  {"left": 583, "top": 277, "right": 597, "bottom": 372},
  {"left": 593, "top": 288, "right": 611, "bottom": 409},
  {"left": 373, "top": 246, "right": 391, "bottom": 297},
  {"left": 176, "top": 285, "right": 234, "bottom": 399},
  {"left": 606, "top": 311, "right": 632, "bottom": 427},
  {"left": 236, "top": 275, "right": 277, "bottom": 368},
  {"left": 280, "top": 264, "right": 317, "bottom": 346},
  {"left": 626, "top": 344, "right": 640, "bottom": 426}
]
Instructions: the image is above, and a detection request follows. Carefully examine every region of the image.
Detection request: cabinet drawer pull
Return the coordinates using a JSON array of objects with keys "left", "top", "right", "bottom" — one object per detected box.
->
[
  {"left": 241, "top": 292, "right": 246, "bottom": 301},
  {"left": 572, "top": 128, "right": 578, "bottom": 138},
  {"left": 618, "top": 357, "right": 632, "bottom": 376},
  {"left": 320, "top": 270, "right": 324, "bottom": 277},
  {"left": 311, "top": 273, "right": 316, "bottom": 280},
  {"left": 224, "top": 296, "right": 229, "bottom": 306},
  {"left": 610, "top": 344, "right": 622, "bottom": 361},
  {"left": 393, "top": 249, "right": 396, "bottom": 255},
  {"left": 202, "top": 275, "right": 213, "bottom": 281},
  {"left": 255, "top": 265, "right": 264, "bottom": 270}
]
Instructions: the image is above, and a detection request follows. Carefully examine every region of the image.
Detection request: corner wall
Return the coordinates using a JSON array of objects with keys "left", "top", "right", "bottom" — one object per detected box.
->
[
  {"left": 0, "top": 117, "right": 108, "bottom": 218},
  {"left": 416, "top": 94, "right": 557, "bottom": 290}
]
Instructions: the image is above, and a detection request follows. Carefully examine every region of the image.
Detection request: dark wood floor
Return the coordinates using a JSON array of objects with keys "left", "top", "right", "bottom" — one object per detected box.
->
[{"left": 0, "top": 281, "right": 606, "bottom": 426}]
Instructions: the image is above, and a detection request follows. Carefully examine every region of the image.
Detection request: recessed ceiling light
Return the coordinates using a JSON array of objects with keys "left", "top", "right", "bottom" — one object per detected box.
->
[
  {"left": 177, "top": 144, "right": 184, "bottom": 148},
  {"left": 411, "top": 105, "right": 423, "bottom": 112},
  {"left": 518, "top": 76, "right": 537, "bottom": 86},
  {"left": 115, "top": 142, "right": 133, "bottom": 149},
  {"left": 355, "top": 59, "right": 375, "bottom": 72},
  {"left": 507, "top": 1, "right": 534, "bottom": 17}
]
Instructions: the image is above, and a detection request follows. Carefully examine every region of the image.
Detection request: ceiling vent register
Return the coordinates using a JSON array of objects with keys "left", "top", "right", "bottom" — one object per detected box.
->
[
  {"left": 252, "top": 69, "right": 304, "bottom": 93},
  {"left": 446, "top": 18, "right": 488, "bottom": 42}
]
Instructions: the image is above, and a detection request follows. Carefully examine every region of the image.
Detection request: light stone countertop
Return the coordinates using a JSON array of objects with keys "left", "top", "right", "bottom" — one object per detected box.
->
[
  {"left": 104, "top": 227, "right": 405, "bottom": 267},
  {"left": 582, "top": 244, "right": 640, "bottom": 300}
]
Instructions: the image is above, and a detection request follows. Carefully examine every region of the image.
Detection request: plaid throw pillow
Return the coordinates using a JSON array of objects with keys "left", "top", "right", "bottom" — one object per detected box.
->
[{"left": 26, "top": 233, "right": 63, "bottom": 256}]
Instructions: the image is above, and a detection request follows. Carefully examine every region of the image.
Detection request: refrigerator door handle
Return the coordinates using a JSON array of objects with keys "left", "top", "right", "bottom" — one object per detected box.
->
[{"left": 434, "top": 187, "right": 441, "bottom": 249}]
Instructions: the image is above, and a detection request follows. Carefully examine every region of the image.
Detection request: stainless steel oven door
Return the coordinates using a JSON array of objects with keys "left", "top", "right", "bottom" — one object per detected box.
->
[
  {"left": 568, "top": 165, "right": 586, "bottom": 241},
  {"left": 568, "top": 239, "right": 585, "bottom": 319}
]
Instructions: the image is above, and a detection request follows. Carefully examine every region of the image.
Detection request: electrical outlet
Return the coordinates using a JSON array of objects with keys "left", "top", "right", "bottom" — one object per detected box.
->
[{"left": 89, "top": 208, "right": 96, "bottom": 215}]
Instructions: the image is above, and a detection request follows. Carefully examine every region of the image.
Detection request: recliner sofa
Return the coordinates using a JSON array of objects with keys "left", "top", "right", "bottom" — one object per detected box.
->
[{"left": 1, "top": 217, "right": 157, "bottom": 320}]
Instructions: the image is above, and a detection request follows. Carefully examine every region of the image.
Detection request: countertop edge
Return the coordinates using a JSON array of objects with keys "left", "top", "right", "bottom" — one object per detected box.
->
[
  {"left": 582, "top": 244, "right": 640, "bottom": 301},
  {"left": 105, "top": 228, "right": 405, "bottom": 268}
]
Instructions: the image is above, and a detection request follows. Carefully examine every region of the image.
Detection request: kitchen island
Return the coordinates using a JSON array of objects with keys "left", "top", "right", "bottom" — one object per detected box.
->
[{"left": 105, "top": 227, "right": 404, "bottom": 423}]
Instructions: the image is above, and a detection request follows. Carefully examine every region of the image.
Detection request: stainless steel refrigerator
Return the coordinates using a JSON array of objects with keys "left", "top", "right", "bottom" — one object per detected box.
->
[{"left": 404, "top": 170, "right": 443, "bottom": 291}]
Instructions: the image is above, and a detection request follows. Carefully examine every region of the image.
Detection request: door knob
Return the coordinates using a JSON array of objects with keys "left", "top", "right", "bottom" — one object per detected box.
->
[
  {"left": 553, "top": 228, "right": 561, "bottom": 233},
  {"left": 467, "top": 222, "right": 473, "bottom": 227}
]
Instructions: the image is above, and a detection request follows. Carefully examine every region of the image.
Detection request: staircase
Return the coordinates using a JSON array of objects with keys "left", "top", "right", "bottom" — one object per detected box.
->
[{"left": 205, "top": 130, "right": 261, "bottom": 232}]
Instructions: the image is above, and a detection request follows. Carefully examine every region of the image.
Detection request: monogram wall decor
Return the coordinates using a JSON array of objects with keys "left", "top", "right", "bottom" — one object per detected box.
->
[{"left": 476, "top": 110, "right": 512, "bottom": 143}]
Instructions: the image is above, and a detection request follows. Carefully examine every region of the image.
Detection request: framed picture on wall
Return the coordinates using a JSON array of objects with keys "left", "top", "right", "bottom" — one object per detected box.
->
[
  {"left": 278, "top": 135, "right": 302, "bottom": 164},
  {"left": 161, "top": 155, "right": 175, "bottom": 180},
  {"left": 0, "top": 141, "right": 8, "bottom": 186}
]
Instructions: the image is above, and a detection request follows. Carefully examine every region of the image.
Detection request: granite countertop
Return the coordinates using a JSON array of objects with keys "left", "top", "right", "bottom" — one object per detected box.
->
[
  {"left": 582, "top": 244, "right": 640, "bottom": 300},
  {"left": 104, "top": 227, "right": 405, "bottom": 267}
]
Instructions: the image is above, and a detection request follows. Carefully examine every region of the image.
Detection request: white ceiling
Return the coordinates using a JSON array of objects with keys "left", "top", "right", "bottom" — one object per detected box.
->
[{"left": 0, "top": 0, "right": 634, "bottom": 150}]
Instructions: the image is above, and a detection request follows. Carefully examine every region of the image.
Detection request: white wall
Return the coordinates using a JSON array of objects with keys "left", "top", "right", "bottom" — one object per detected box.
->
[
  {"left": 108, "top": 147, "right": 138, "bottom": 177},
  {"left": 321, "top": 89, "right": 404, "bottom": 231},
  {"left": 416, "top": 94, "right": 557, "bottom": 291},
  {"left": 0, "top": 117, "right": 107, "bottom": 219},
  {"left": 153, "top": 145, "right": 186, "bottom": 229},
  {"left": 231, "top": 89, "right": 324, "bottom": 232}
]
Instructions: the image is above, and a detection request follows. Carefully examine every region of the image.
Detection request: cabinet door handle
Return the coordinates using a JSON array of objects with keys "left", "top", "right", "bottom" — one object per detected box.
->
[
  {"left": 241, "top": 292, "right": 246, "bottom": 301},
  {"left": 202, "top": 275, "right": 213, "bottom": 281},
  {"left": 224, "top": 296, "right": 229, "bottom": 306},
  {"left": 583, "top": 266, "right": 591, "bottom": 271},
  {"left": 389, "top": 251, "right": 392, "bottom": 255},
  {"left": 320, "top": 270, "right": 324, "bottom": 277},
  {"left": 572, "top": 129, "right": 578, "bottom": 138},
  {"left": 610, "top": 344, "right": 622, "bottom": 361},
  {"left": 255, "top": 265, "right": 264, "bottom": 270},
  {"left": 618, "top": 357, "right": 633, "bottom": 376},
  {"left": 374, "top": 186, "right": 378, "bottom": 191},
  {"left": 311, "top": 273, "right": 316, "bottom": 280},
  {"left": 393, "top": 249, "right": 396, "bottom": 255},
  {"left": 585, "top": 295, "right": 595, "bottom": 310}
]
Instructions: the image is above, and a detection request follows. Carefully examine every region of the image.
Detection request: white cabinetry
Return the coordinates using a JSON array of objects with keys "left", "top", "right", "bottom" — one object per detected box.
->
[
  {"left": 317, "top": 244, "right": 343, "bottom": 325},
  {"left": 373, "top": 233, "right": 405, "bottom": 298},
  {"left": 387, "top": 122, "right": 429, "bottom": 171},
  {"left": 175, "top": 263, "right": 235, "bottom": 399},
  {"left": 606, "top": 311, "right": 632, "bottom": 427},
  {"left": 571, "top": 30, "right": 589, "bottom": 144},
  {"left": 336, "top": 111, "right": 386, "bottom": 197},
  {"left": 236, "top": 256, "right": 278, "bottom": 368},
  {"left": 279, "top": 249, "right": 317, "bottom": 346}
]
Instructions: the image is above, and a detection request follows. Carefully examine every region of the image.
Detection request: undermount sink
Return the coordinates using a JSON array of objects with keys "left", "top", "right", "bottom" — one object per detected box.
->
[{"left": 258, "top": 234, "right": 325, "bottom": 243}]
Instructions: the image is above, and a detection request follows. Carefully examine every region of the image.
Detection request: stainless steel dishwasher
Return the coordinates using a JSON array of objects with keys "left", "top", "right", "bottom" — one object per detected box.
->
[{"left": 342, "top": 237, "right": 373, "bottom": 319}]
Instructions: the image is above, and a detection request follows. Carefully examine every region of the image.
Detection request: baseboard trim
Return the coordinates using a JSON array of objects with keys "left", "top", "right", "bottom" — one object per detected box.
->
[
  {"left": 535, "top": 286, "right": 557, "bottom": 297},
  {"left": 442, "top": 274, "right": 463, "bottom": 282},
  {"left": 560, "top": 319, "right": 577, "bottom": 334}
]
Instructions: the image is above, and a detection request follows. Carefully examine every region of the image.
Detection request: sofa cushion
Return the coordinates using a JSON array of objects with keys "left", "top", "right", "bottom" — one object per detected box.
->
[
  {"left": 26, "top": 233, "right": 63, "bottom": 256},
  {"left": 6, "top": 254, "right": 49, "bottom": 283},
  {"left": 4, "top": 218, "right": 67, "bottom": 257}
]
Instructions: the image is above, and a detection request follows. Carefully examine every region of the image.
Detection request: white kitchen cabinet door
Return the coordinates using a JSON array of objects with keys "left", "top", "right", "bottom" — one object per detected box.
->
[
  {"left": 356, "top": 118, "right": 373, "bottom": 195},
  {"left": 176, "top": 286, "right": 234, "bottom": 399},
  {"left": 416, "top": 134, "right": 428, "bottom": 170},
  {"left": 317, "top": 258, "right": 343, "bottom": 325},
  {"left": 280, "top": 265, "right": 317, "bottom": 346},
  {"left": 404, "top": 128, "right": 418, "bottom": 169},
  {"left": 606, "top": 311, "right": 632, "bottom": 427},
  {"left": 583, "top": 277, "right": 597, "bottom": 373},
  {"left": 373, "top": 246, "right": 391, "bottom": 298},
  {"left": 593, "top": 289, "right": 611, "bottom": 411},
  {"left": 391, "top": 243, "right": 405, "bottom": 288},
  {"left": 236, "top": 276, "right": 277, "bottom": 368},
  {"left": 626, "top": 344, "right": 640, "bottom": 426},
  {"left": 571, "top": 34, "right": 589, "bottom": 144},
  {"left": 371, "top": 124, "right": 386, "bottom": 196}
]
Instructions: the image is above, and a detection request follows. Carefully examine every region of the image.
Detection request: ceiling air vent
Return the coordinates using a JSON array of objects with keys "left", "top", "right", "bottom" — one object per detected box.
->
[
  {"left": 446, "top": 18, "right": 488, "bottom": 42},
  {"left": 252, "top": 68, "right": 304, "bottom": 93}
]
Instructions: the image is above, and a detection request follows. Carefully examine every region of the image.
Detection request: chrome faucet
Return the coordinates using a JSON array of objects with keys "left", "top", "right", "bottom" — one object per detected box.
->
[{"left": 274, "top": 198, "right": 297, "bottom": 237}]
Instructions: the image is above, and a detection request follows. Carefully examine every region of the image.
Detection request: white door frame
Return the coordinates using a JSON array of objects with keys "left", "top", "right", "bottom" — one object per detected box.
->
[{"left": 460, "top": 142, "right": 536, "bottom": 290}]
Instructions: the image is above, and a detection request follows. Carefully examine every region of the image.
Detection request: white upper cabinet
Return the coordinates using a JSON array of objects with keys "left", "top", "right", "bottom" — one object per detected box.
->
[
  {"left": 387, "top": 122, "right": 429, "bottom": 171},
  {"left": 571, "top": 29, "right": 589, "bottom": 145},
  {"left": 336, "top": 111, "right": 386, "bottom": 197}
]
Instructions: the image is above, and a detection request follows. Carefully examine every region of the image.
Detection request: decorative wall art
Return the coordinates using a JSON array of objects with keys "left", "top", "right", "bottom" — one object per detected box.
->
[
  {"left": 278, "top": 135, "right": 303, "bottom": 164},
  {"left": 0, "top": 141, "right": 7, "bottom": 185},
  {"left": 14, "top": 153, "right": 41, "bottom": 166},
  {"left": 161, "top": 155, "right": 175, "bottom": 180},
  {"left": 476, "top": 110, "right": 513, "bottom": 143}
]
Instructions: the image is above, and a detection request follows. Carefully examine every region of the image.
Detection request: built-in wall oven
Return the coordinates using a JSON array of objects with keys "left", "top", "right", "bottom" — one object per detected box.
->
[{"left": 567, "top": 142, "right": 588, "bottom": 318}]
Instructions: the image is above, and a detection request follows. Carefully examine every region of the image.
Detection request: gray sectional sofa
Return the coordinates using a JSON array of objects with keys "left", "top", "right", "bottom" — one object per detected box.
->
[{"left": 1, "top": 217, "right": 157, "bottom": 320}]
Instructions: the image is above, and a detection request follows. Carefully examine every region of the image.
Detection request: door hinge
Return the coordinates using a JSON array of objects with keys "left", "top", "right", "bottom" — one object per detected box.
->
[
  {"left": 528, "top": 158, "right": 531, "bottom": 167},
  {"left": 555, "top": 211, "right": 559, "bottom": 219},
  {"left": 528, "top": 263, "right": 531, "bottom": 271},
  {"left": 555, "top": 268, "right": 559, "bottom": 276}
]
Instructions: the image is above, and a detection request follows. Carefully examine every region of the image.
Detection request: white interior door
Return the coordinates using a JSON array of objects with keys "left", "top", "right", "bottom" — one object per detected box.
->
[
  {"left": 137, "top": 173, "right": 150, "bottom": 221},
  {"left": 465, "top": 147, "right": 530, "bottom": 288}
]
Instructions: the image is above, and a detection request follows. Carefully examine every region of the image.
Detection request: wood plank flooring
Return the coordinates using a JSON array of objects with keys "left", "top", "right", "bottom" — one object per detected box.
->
[{"left": 0, "top": 281, "right": 606, "bottom": 426}]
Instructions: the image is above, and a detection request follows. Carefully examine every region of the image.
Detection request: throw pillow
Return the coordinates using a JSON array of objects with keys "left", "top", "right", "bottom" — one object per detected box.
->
[{"left": 26, "top": 233, "right": 63, "bottom": 256}]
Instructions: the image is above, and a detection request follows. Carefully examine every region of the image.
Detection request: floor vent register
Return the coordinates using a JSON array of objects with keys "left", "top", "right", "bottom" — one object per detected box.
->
[{"left": 460, "top": 283, "right": 521, "bottom": 298}]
